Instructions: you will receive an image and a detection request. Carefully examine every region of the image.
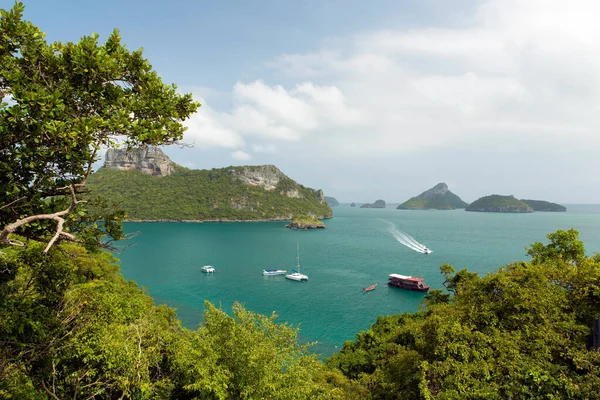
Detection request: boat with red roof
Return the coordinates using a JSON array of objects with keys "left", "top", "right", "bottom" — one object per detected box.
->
[
  {"left": 388, "top": 274, "right": 430, "bottom": 292},
  {"left": 363, "top": 283, "right": 377, "bottom": 292}
]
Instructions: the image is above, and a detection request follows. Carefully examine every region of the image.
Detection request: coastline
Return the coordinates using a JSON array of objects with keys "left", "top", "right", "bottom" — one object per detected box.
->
[{"left": 124, "top": 216, "right": 331, "bottom": 223}]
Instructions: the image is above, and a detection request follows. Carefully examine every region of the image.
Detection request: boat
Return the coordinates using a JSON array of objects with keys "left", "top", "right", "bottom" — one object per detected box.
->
[
  {"left": 388, "top": 274, "right": 430, "bottom": 292},
  {"left": 201, "top": 265, "right": 215, "bottom": 273},
  {"left": 285, "top": 243, "right": 308, "bottom": 281},
  {"left": 423, "top": 246, "right": 432, "bottom": 254},
  {"left": 262, "top": 269, "right": 287, "bottom": 276},
  {"left": 363, "top": 283, "right": 377, "bottom": 292}
]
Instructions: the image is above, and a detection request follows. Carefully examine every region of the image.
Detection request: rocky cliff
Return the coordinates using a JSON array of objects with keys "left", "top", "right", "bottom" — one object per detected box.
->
[
  {"left": 361, "top": 199, "right": 386, "bottom": 208},
  {"left": 397, "top": 183, "right": 468, "bottom": 210},
  {"left": 466, "top": 195, "right": 533, "bottom": 213},
  {"left": 104, "top": 147, "right": 174, "bottom": 177}
]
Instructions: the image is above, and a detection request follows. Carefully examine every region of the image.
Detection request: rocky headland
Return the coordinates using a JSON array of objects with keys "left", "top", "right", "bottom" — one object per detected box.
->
[{"left": 87, "top": 147, "right": 332, "bottom": 221}]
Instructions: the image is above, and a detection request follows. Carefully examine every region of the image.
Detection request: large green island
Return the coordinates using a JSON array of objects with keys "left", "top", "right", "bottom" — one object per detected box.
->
[
  {"left": 87, "top": 148, "right": 332, "bottom": 221},
  {"left": 466, "top": 195, "right": 533, "bottom": 213},
  {"left": 397, "top": 182, "right": 468, "bottom": 210},
  {"left": 521, "top": 199, "right": 567, "bottom": 212}
]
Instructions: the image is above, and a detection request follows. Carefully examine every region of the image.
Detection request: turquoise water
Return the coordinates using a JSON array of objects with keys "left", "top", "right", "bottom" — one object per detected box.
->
[{"left": 117, "top": 205, "right": 600, "bottom": 357}]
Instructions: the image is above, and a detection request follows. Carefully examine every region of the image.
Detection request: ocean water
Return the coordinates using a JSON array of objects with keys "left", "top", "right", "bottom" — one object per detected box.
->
[{"left": 117, "top": 205, "right": 600, "bottom": 357}]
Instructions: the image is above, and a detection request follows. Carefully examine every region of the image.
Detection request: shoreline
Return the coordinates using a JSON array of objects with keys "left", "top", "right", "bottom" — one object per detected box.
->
[{"left": 124, "top": 217, "right": 332, "bottom": 223}]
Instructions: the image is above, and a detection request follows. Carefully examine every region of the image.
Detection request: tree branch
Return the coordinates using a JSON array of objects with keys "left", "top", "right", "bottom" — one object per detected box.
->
[{"left": 0, "top": 184, "right": 84, "bottom": 253}]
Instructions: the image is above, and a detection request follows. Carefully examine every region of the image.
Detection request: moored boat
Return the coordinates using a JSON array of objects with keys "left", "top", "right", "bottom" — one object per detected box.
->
[
  {"left": 201, "top": 265, "right": 215, "bottom": 273},
  {"left": 363, "top": 283, "right": 377, "bottom": 292},
  {"left": 285, "top": 243, "right": 308, "bottom": 281},
  {"left": 263, "top": 269, "right": 287, "bottom": 276},
  {"left": 388, "top": 274, "right": 429, "bottom": 292}
]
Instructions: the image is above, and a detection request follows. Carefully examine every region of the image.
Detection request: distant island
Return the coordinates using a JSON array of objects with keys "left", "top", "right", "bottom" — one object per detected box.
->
[
  {"left": 87, "top": 147, "right": 332, "bottom": 221},
  {"left": 397, "top": 183, "right": 468, "bottom": 210},
  {"left": 521, "top": 199, "right": 566, "bottom": 212},
  {"left": 324, "top": 196, "right": 339, "bottom": 207},
  {"left": 285, "top": 215, "right": 326, "bottom": 229},
  {"left": 350, "top": 202, "right": 356, "bottom": 207},
  {"left": 466, "top": 195, "right": 533, "bottom": 213},
  {"left": 361, "top": 199, "right": 386, "bottom": 208}
]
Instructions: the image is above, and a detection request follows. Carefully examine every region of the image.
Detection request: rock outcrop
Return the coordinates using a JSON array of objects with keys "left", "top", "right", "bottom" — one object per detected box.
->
[
  {"left": 325, "top": 196, "right": 339, "bottom": 206},
  {"left": 466, "top": 195, "right": 533, "bottom": 213},
  {"left": 361, "top": 199, "right": 386, "bottom": 208},
  {"left": 350, "top": 202, "right": 356, "bottom": 207},
  {"left": 397, "top": 183, "right": 468, "bottom": 210},
  {"left": 104, "top": 147, "right": 174, "bottom": 177},
  {"left": 520, "top": 199, "right": 567, "bottom": 212},
  {"left": 285, "top": 215, "right": 326, "bottom": 230}
]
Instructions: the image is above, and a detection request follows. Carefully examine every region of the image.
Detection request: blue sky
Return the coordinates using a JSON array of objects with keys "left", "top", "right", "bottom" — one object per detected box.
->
[{"left": 18, "top": 0, "right": 600, "bottom": 203}]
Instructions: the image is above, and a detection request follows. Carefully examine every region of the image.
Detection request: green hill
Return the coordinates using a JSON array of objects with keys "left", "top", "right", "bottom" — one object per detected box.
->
[
  {"left": 86, "top": 150, "right": 331, "bottom": 221},
  {"left": 521, "top": 199, "right": 567, "bottom": 212},
  {"left": 360, "top": 199, "right": 386, "bottom": 208},
  {"left": 324, "top": 196, "right": 339, "bottom": 206},
  {"left": 397, "top": 183, "right": 468, "bottom": 210},
  {"left": 466, "top": 195, "right": 533, "bottom": 213}
]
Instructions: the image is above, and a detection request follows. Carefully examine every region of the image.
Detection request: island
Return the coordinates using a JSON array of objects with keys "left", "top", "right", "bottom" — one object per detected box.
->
[
  {"left": 465, "top": 195, "right": 533, "bottom": 213},
  {"left": 324, "top": 196, "right": 339, "bottom": 207},
  {"left": 350, "top": 203, "right": 356, "bottom": 207},
  {"left": 521, "top": 199, "right": 567, "bottom": 212},
  {"left": 284, "top": 215, "right": 326, "bottom": 229},
  {"left": 360, "top": 199, "right": 386, "bottom": 208},
  {"left": 397, "top": 183, "right": 468, "bottom": 210},
  {"left": 87, "top": 147, "right": 332, "bottom": 221}
]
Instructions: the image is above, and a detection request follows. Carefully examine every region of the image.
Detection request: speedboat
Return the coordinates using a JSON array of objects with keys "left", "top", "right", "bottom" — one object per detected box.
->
[
  {"left": 263, "top": 269, "right": 287, "bottom": 276},
  {"left": 201, "top": 265, "right": 215, "bottom": 273},
  {"left": 285, "top": 270, "right": 308, "bottom": 281},
  {"left": 423, "top": 246, "right": 432, "bottom": 254}
]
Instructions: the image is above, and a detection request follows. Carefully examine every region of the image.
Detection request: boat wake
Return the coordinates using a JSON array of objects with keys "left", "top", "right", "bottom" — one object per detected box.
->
[{"left": 385, "top": 222, "right": 431, "bottom": 254}]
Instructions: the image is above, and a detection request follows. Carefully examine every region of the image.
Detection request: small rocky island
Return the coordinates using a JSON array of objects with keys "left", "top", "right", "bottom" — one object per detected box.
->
[
  {"left": 361, "top": 199, "right": 386, "bottom": 208},
  {"left": 521, "top": 199, "right": 566, "bottom": 212},
  {"left": 325, "top": 196, "right": 339, "bottom": 206},
  {"left": 350, "top": 202, "right": 356, "bottom": 207},
  {"left": 285, "top": 215, "right": 326, "bottom": 229},
  {"left": 397, "top": 183, "right": 468, "bottom": 210},
  {"left": 466, "top": 195, "right": 533, "bottom": 213}
]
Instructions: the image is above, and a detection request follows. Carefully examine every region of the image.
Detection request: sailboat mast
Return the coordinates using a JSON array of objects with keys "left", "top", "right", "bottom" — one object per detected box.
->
[{"left": 296, "top": 242, "right": 300, "bottom": 269}]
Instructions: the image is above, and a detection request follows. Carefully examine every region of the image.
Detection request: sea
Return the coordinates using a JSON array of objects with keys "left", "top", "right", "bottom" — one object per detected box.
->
[{"left": 116, "top": 204, "right": 600, "bottom": 358}]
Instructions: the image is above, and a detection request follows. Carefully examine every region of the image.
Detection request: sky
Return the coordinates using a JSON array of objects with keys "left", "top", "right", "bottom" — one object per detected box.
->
[{"left": 18, "top": 0, "right": 600, "bottom": 203}]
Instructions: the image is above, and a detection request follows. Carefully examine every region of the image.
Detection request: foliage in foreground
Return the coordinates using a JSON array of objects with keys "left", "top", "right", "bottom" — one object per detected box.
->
[
  {"left": 0, "top": 243, "right": 359, "bottom": 399},
  {"left": 327, "top": 228, "right": 600, "bottom": 399}
]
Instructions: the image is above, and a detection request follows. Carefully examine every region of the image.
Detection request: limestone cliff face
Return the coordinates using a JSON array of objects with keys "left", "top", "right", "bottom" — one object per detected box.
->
[
  {"left": 232, "top": 165, "right": 283, "bottom": 191},
  {"left": 104, "top": 147, "right": 174, "bottom": 177}
]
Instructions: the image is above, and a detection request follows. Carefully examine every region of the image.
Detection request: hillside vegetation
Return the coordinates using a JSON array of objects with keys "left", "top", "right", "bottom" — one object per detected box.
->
[
  {"left": 398, "top": 183, "right": 468, "bottom": 210},
  {"left": 466, "top": 194, "right": 533, "bottom": 213},
  {"left": 521, "top": 199, "right": 567, "bottom": 212},
  {"left": 86, "top": 165, "right": 332, "bottom": 221}
]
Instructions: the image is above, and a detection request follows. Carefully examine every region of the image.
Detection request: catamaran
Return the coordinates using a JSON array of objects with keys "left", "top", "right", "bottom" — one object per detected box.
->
[
  {"left": 201, "top": 265, "right": 215, "bottom": 273},
  {"left": 285, "top": 243, "right": 308, "bottom": 281}
]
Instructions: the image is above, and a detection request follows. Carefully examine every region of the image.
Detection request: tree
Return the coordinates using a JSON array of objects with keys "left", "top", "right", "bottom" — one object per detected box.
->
[{"left": 0, "top": 2, "right": 199, "bottom": 252}]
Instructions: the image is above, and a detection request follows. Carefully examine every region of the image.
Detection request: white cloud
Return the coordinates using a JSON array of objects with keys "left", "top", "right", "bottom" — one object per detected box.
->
[
  {"left": 183, "top": 96, "right": 245, "bottom": 149},
  {"left": 231, "top": 150, "right": 251, "bottom": 161},
  {"left": 252, "top": 143, "right": 277, "bottom": 153}
]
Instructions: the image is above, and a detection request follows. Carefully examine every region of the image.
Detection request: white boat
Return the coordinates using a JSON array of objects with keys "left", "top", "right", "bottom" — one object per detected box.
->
[
  {"left": 201, "top": 265, "right": 215, "bottom": 273},
  {"left": 423, "top": 247, "right": 432, "bottom": 254},
  {"left": 286, "top": 243, "right": 308, "bottom": 281},
  {"left": 262, "top": 269, "right": 287, "bottom": 276}
]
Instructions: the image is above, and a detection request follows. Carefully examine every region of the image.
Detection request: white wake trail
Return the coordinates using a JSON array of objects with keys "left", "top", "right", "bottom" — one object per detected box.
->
[{"left": 385, "top": 222, "right": 429, "bottom": 254}]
